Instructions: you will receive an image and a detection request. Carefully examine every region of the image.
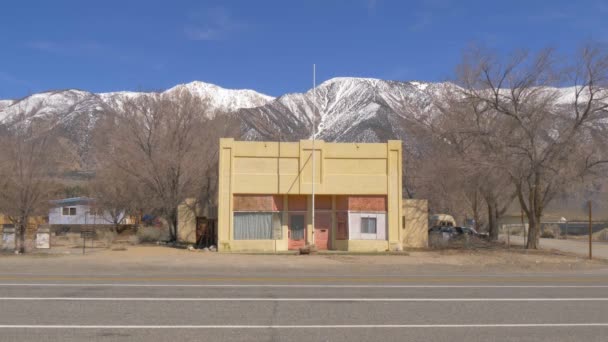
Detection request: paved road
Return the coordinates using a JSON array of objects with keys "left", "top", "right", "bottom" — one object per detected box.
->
[
  {"left": 1, "top": 272, "right": 608, "bottom": 341},
  {"left": 506, "top": 235, "right": 608, "bottom": 259}
]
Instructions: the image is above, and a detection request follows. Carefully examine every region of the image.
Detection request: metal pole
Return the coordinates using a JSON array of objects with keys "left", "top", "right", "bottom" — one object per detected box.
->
[
  {"left": 507, "top": 225, "right": 510, "bottom": 249},
  {"left": 521, "top": 208, "right": 526, "bottom": 248},
  {"left": 311, "top": 64, "right": 316, "bottom": 247},
  {"left": 589, "top": 200, "right": 592, "bottom": 260}
]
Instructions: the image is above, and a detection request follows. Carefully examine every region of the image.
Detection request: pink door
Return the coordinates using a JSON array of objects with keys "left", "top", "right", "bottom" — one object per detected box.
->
[{"left": 314, "top": 212, "right": 331, "bottom": 250}]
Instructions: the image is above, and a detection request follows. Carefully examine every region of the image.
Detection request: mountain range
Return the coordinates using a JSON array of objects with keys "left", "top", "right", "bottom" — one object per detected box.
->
[
  {"left": 239, "top": 77, "right": 444, "bottom": 142},
  {"left": 0, "top": 77, "right": 441, "bottom": 168},
  {"left": 0, "top": 77, "right": 588, "bottom": 171}
]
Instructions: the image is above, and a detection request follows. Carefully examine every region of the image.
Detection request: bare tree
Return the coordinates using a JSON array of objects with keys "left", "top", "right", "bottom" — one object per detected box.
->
[
  {"left": 428, "top": 86, "right": 516, "bottom": 240},
  {"left": 88, "top": 167, "right": 140, "bottom": 231},
  {"left": 0, "top": 123, "right": 61, "bottom": 253},
  {"left": 99, "top": 90, "right": 240, "bottom": 241},
  {"left": 405, "top": 126, "right": 479, "bottom": 223},
  {"left": 454, "top": 45, "right": 608, "bottom": 248}
]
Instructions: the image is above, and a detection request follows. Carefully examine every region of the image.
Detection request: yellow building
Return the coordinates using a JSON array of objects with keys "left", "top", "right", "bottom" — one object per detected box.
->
[{"left": 216, "top": 138, "right": 425, "bottom": 252}]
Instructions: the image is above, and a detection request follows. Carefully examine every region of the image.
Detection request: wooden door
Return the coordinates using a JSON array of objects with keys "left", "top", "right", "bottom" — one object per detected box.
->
[
  {"left": 288, "top": 214, "right": 306, "bottom": 250},
  {"left": 314, "top": 212, "right": 331, "bottom": 250}
]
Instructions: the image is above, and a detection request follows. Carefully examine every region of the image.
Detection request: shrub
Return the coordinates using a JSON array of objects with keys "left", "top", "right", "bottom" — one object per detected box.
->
[
  {"left": 128, "top": 235, "right": 140, "bottom": 245},
  {"left": 97, "top": 230, "right": 117, "bottom": 247},
  {"left": 136, "top": 226, "right": 161, "bottom": 243},
  {"left": 541, "top": 224, "right": 561, "bottom": 239}
]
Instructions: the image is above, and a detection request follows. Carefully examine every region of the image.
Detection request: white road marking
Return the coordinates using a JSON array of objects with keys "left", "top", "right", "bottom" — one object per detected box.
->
[
  {"left": 0, "top": 323, "right": 607, "bottom": 329},
  {"left": 1, "top": 297, "right": 607, "bottom": 301},
  {"left": 1, "top": 283, "right": 608, "bottom": 288}
]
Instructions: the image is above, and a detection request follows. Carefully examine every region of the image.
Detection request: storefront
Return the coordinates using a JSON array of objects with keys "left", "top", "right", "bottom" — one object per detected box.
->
[{"left": 217, "top": 139, "right": 409, "bottom": 252}]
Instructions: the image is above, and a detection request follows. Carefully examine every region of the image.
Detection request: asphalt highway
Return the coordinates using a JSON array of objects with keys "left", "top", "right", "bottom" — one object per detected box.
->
[{"left": 0, "top": 273, "right": 607, "bottom": 341}]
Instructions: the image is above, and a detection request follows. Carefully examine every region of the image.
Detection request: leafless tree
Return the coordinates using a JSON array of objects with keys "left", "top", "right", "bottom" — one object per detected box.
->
[
  {"left": 0, "top": 122, "right": 62, "bottom": 253},
  {"left": 453, "top": 45, "right": 608, "bottom": 248},
  {"left": 99, "top": 90, "right": 240, "bottom": 241},
  {"left": 88, "top": 167, "right": 140, "bottom": 231},
  {"left": 404, "top": 124, "right": 481, "bottom": 225},
  {"left": 429, "top": 85, "right": 516, "bottom": 240}
]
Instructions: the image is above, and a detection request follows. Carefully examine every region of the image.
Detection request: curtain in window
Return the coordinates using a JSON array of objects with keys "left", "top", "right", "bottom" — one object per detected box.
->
[
  {"left": 361, "top": 217, "right": 377, "bottom": 234},
  {"left": 234, "top": 212, "right": 282, "bottom": 240},
  {"left": 289, "top": 214, "right": 305, "bottom": 240}
]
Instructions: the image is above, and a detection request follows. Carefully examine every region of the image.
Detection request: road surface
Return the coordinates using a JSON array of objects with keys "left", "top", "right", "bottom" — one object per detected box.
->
[{"left": 1, "top": 271, "right": 608, "bottom": 341}]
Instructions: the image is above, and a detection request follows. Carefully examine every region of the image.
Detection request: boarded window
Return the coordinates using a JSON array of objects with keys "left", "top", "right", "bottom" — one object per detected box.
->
[
  {"left": 233, "top": 195, "right": 283, "bottom": 211},
  {"left": 288, "top": 195, "right": 307, "bottom": 211},
  {"left": 233, "top": 212, "right": 282, "bottom": 240},
  {"left": 314, "top": 195, "right": 332, "bottom": 210},
  {"left": 361, "top": 217, "right": 377, "bottom": 234},
  {"left": 336, "top": 196, "right": 387, "bottom": 211}
]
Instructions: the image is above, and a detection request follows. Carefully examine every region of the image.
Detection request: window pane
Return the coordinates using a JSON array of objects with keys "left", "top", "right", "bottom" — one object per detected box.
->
[
  {"left": 234, "top": 212, "right": 273, "bottom": 240},
  {"left": 69, "top": 208, "right": 77, "bottom": 216},
  {"left": 361, "top": 217, "right": 377, "bottom": 234},
  {"left": 289, "top": 214, "right": 305, "bottom": 240},
  {"left": 62, "top": 207, "right": 69, "bottom": 215}
]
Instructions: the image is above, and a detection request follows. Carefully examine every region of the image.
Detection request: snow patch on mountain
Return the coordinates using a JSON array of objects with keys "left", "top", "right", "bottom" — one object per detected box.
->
[
  {"left": 0, "top": 81, "right": 275, "bottom": 125},
  {"left": 0, "top": 100, "right": 14, "bottom": 121},
  {"left": 239, "top": 77, "right": 447, "bottom": 143},
  {"left": 165, "top": 81, "right": 274, "bottom": 113}
]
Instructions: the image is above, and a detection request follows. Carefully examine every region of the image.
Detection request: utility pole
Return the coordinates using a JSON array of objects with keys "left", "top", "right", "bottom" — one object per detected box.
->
[
  {"left": 311, "top": 64, "right": 316, "bottom": 248},
  {"left": 589, "top": 200, "right": 593, "bottom": 260},
  {"left": 521, "top": 208, "right": 526, "bottom": 248}
]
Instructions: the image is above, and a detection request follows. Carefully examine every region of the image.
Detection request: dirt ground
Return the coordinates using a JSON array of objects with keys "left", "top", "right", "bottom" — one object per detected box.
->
[{"left": 2, "top": 245, "right": 606, "bottom": 275}]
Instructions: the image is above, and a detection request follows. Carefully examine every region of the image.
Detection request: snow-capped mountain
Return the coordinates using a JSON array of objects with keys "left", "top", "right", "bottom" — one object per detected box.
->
[
  {"left": 0, "top": 81, "right": 274, "bottom": 125},
  {"left": 5, "top": 76, "right": 599, "bottom": 173},
  {"left": 0, "top": 81, "right": 274, "bottom": 169},
  {"left": 165, "top": 81, "right": 274, "bottom": 114},
  {"left": 239, "top": 77, "right": 445, "bottom": 142},
  {"left": 0, "top": 99, "right": 13, "bottom": 112},
  {"left": 0, "top": 77, "right": 455, "bottom": 170}
]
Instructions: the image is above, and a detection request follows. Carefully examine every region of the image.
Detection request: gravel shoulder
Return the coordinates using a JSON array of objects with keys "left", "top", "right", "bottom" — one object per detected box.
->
[{"left": 1, "top": 245, "right": 607, "bottom": 276}]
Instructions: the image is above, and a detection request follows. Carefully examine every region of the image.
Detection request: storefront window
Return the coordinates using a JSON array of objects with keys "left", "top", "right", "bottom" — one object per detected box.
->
[{"left": 233, "top": 212, "right": 282, "bottom": 240}]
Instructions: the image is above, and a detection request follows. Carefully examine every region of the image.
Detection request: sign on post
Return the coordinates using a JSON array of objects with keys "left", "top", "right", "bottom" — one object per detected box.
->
[
  {"left": 36, "top": 225, "right": 51, "bottom": 249},
  {"left": 2, "top": 225, "right": 15, "bottom": 250},
  {"left": 36, "top": 233, "right": 50, "bottom": 249}
]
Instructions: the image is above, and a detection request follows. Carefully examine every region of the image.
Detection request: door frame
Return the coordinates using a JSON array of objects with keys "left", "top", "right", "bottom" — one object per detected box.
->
[
  {"left": 288, "top": 212, "right": 307, "bottom": 250},
  {"left": 314, "top": 211, "right": 332, "bottom": 250}
]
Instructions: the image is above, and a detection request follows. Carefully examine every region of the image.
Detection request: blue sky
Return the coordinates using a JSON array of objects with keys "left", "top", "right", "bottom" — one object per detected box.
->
[{"left": 1, "top": 0, "right": 607, "bottom": 99}]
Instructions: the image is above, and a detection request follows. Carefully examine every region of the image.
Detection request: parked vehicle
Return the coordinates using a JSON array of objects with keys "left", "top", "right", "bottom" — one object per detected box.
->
[
  {"left": 453, "top": 226, "right": 489, "bottom": 239},
  {"left": 429, "top": 214, "right": 456, "bottom": 228},
  {"left": 429, "top": 226, "right": 458, "bottom": 241}
]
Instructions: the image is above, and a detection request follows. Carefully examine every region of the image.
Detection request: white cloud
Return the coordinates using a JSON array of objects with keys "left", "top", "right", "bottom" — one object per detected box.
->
[{"left": 185, "top": 7, "right": 245, "bottom": 41}]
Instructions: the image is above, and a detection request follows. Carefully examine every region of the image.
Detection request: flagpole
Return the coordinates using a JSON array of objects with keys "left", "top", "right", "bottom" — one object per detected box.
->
[{"left": 311, "top": 64, "right": 316, "bottom": 248}]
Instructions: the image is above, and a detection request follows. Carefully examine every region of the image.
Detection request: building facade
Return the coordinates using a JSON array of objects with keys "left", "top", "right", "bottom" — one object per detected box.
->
[
  {"left": 48, "top": 197, "right": 126, "bottom": 226},
  {"left": 217, "top": 139, "right": 408, "bottom": 252}
]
